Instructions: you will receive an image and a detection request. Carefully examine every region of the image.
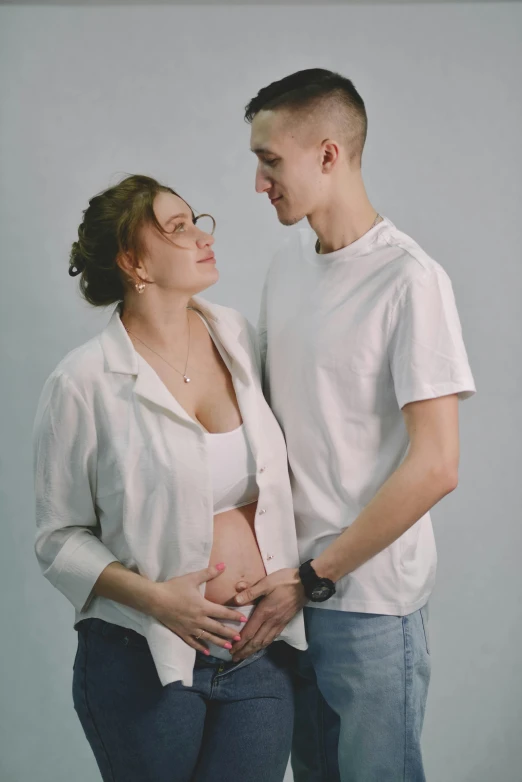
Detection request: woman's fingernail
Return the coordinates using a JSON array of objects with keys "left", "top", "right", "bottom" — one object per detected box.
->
[
  {"left": 216, "top": 563, "right": 225, "bottom": 571},
  {"left": 203, "top": 649, "right": 210, "bottom": 656},
  {"left": 224, "top": 643, "right": 233, "bottom": 650},
  {"left": 240, "top": 616, "right": 248, "bottom": 623},
  {"left": 233, "top": 635, "right": 241, "bottom": 641},
  {"left": 236, "top": 595, "right": 244, "bottom": 604}
]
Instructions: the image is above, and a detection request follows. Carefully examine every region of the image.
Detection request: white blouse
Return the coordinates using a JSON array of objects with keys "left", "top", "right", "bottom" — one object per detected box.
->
[{"left": 33, "top": 296, "right": 307, "bottom": 687}]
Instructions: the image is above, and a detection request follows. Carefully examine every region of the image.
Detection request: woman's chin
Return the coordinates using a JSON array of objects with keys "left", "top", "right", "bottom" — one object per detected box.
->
[
  {"left": 191, "top": 267, "right": 219, "bottom": 295},
  {"left": 200, "top": 265, "right": 219, "bottom": 281}
]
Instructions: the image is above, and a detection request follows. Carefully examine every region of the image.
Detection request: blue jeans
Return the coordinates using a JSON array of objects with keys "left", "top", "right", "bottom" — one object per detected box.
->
[
  {"left": 72, "top": 618, "right": 295, "bottom": 782},
  {"left": 291, "top": 606, "right": 431, "bottom": 782}
]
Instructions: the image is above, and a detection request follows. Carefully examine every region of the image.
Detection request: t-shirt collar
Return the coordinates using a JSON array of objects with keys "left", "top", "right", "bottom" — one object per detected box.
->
[{"left": 307, "top": 216, "right": 392, "bottom": 266}]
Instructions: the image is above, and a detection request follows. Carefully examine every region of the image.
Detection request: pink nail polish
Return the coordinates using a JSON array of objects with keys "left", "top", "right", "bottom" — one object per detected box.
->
[
  {"left": 216, "top": 563, "right": 225, "bottom": 571},
  {"left": 240, "top": 616, "right": 248, "bottom": 623},
  {"left": 224, "top": 642, "right": 232, "bottom": 650},
  {"left": 233, "top": 635, "right": 241, "bottom": 641},
  {"left": 203, "top": 649, "right": 210, "bottom": 656}
]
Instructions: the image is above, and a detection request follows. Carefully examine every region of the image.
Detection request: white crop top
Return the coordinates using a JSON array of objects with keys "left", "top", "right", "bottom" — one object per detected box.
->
[
  {"left": 193, "top": 308, "right": 259, "bottom": 515},
  {"left": 204, "top": 424, "right": 259, "bottom": 514}
]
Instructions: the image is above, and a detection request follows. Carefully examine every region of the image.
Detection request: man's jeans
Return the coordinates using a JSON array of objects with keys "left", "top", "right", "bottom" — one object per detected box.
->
[
  {"left": 72, "top": 618, "right": 295, "bottom": 782},
  {"left": 291, "top": 606, "right": 431, "bottom": 782}
]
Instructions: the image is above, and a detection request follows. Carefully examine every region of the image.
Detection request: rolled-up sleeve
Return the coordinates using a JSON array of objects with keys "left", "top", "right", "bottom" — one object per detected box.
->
[{"left": 33, "top": 371, "right": 119, "bottom": 612}]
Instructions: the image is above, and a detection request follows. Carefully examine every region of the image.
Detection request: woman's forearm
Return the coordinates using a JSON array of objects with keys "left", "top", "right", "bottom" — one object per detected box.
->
[{"left": 93, "top": 562, "right": 161, "bottom": 617}]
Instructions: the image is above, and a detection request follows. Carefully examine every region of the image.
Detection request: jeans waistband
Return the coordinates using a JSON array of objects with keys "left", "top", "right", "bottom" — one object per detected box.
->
[
  {"left": 195, "top": 647, "right": 267, "bottom": 668},
  {"left": 77, "top": 618, "right": 270, "bottom": 668}
]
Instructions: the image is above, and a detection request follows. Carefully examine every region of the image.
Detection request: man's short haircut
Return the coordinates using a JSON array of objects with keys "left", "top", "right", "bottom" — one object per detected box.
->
[{"left": 245, "top": 68, "right": 368, "bottom": 165}]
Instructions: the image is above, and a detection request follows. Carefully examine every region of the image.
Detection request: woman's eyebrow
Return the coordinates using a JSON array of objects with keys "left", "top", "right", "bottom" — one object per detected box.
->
[{"left": 164, "top": 212, "right": 193, "bottom": 226}]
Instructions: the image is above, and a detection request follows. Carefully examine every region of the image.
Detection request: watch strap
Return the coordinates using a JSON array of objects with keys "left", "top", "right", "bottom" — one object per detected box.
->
[{"left": 298, "top": 559, "right": 336, "bottom": 601}]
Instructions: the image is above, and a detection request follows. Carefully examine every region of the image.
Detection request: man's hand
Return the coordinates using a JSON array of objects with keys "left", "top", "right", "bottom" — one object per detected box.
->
[{"left": 231, "top": 568, "right": 306, "bottom": 661}]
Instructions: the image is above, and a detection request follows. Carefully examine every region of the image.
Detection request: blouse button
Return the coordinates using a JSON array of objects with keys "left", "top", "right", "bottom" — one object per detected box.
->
[
  {"left": 259, "top": 466, "right": 266, "bottom": 473},
  {"left": 259, "top": 508, "right": 267, "bottom": 515},
  {"left": 266, "top": 554, "right": 274, "bottom": 561}
]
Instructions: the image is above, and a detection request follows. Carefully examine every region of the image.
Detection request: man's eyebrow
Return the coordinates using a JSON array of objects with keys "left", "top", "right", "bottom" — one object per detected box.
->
[{"left": 251, "top": 147, "right": 277, "bottom": 156}]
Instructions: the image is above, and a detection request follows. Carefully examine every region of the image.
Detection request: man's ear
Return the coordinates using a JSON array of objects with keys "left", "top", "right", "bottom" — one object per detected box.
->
[{"left": 321, "top": 139, "right": 340, "bottom": 172}]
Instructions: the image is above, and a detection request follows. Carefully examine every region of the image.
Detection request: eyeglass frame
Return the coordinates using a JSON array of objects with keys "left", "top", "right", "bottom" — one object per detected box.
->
[
  {"left": 163, "top": 212, "right": 216, "bottom": 243},
  {"left": 193, "top": 213, "right": 216, "bottom": 235}
]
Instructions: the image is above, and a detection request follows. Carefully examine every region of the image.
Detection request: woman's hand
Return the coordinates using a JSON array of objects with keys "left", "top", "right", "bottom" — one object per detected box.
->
[{"left": 150, "top": 563, "right": 249, "bottom": 654}]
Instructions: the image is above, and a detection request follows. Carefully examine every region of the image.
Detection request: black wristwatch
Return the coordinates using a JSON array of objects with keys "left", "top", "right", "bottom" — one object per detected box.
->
[{"left": 298, "top": 560, "right": 336, "bottom": 602}]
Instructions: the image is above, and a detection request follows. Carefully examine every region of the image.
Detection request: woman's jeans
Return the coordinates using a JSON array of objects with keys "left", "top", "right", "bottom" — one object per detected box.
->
[
  {"left": 72, "top": 618, "right": 295, "bottom": 782},
  {"left": 291, "top": 606, "right": 431, "bottom": 782}
]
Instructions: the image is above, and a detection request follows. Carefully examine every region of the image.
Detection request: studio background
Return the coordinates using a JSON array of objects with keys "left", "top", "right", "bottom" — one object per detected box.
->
[{"left": 1, "top": 2, "right": 521, "bottom": 781}]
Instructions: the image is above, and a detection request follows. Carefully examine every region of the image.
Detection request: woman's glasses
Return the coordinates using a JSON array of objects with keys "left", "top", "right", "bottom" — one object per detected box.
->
[
  {"left": 193, "top": 213, "right": 216, "bottom": 236},
  {"left": 164, "top": 213, "right": 215, "bottom": 249}
]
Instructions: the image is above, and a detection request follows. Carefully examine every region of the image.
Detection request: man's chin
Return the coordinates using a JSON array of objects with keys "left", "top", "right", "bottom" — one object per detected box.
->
[{"left": 277, "top": 210, "right": 305, "bottom": 227}]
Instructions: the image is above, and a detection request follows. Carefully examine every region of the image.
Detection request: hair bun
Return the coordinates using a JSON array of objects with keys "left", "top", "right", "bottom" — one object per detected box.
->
[
  {"left": 69, "top": 241, "right": 86, "bottom": 276},
  {"left": 68, "top": 262, "right": 83, "bottom": 277}
]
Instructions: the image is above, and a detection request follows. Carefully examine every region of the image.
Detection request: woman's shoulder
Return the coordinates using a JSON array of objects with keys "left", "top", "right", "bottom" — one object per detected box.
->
[
  {"left": 191, "top": 296, "right": 261, "bottom": 374},
  {"left": 40, "top": 334, "right": 105, "bottom": 399},
  {"left": 191, "top": 296, "right": 254, "bottom": 336}
]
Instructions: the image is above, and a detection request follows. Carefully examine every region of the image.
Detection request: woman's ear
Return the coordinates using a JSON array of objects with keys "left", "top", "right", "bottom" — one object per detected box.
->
[
  {"left": 115, "top": 251, "right": 134, "bottom": 278},
  {"left": 117, "top": 251, "right": 149, "bottom": 287}
]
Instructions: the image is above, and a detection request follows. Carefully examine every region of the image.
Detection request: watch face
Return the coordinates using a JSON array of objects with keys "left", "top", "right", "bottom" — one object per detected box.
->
[{"left": 311, "top": 583, "right": 333, "bottom": 602}]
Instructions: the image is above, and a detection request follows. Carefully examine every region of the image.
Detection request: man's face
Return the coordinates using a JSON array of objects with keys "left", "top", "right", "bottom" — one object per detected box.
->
[{"left": 250, "top": 110, "right": 324, "bottom": 226}]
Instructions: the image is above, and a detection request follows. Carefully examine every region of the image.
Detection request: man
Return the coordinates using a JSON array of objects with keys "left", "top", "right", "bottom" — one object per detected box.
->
[{"left": 231, "top": 69, "right": 476, "bottom": 781}]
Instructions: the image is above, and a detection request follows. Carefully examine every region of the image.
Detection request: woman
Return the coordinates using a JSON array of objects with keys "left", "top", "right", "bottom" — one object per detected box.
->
[{"left": 33, "top": 174, "right": 307, "bottom": 782}]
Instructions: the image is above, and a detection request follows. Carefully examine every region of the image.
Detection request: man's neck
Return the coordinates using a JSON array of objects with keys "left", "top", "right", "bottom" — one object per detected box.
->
[{"left": 309, "top": 177, "right": 379, "bottom": 254}]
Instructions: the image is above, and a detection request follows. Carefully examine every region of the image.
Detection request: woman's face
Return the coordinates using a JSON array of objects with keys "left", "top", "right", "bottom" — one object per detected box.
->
[{"left": 136, "top": 191, "right": 218, "bottom": 296}]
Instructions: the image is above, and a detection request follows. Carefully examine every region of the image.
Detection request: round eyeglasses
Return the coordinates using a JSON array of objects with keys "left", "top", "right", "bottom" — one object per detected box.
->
[
  {"left": 165, "top": 213, "right": 216, "bottom": 249},
  {"left": 193, "top": 213, "right": 216, "bottom": 236}
]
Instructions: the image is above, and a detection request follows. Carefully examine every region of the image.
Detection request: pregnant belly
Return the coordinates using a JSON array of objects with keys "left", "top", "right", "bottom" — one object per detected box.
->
[{"left": 204, "top": 502, "right": 266, "bottom": 606}]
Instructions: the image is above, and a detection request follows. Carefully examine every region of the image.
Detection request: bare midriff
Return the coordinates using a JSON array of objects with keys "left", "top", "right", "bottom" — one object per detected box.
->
[{"left": 204, "top": 501, "right": 266, "bottom": 607}]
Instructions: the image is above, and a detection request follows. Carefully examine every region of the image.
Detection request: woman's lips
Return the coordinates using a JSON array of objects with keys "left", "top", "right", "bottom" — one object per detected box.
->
[
  {"left": 198, "top": 255, "right": 216, "bottom": 264},
  {"left": 270, "top": 196, "right": 282, "bottom": 205}
]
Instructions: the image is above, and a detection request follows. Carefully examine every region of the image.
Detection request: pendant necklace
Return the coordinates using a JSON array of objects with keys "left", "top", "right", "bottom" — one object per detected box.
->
[{"left": 124, "top": 310, "right": 192, "bottom": 383}]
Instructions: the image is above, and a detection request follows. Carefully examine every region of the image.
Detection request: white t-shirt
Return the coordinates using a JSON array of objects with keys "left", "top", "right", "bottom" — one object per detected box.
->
[{"left": 259, "top": 217, "right": 476, "bottom": 616}]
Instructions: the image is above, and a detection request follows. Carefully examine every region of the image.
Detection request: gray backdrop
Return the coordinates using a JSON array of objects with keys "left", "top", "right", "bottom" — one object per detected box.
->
[{"left": 1, "top": 2, "right": 521, "bottom": 781}]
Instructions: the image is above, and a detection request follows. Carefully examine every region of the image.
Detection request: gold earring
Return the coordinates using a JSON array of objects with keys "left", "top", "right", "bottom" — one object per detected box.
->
[{"left": 135, "top": 281, "right": 146, "bottom": 294}]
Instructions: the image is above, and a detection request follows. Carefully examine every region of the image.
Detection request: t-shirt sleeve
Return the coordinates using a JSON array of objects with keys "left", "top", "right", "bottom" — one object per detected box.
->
[{"left": 388, "top": 266, "right": 476, "bottom": 410}]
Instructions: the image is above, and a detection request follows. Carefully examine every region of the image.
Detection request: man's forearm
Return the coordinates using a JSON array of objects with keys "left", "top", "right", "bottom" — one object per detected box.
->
[{"left": 311, "top": 454, "right": 458, "bottom": 583}]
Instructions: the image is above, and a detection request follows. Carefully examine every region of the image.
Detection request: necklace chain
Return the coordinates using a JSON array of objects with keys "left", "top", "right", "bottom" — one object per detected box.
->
[
  {"left": 124, "top": 310, "right": 192, "bottom": 383},
  {"left": 315, "top": 212, "right": 382, "bottom": 254}
]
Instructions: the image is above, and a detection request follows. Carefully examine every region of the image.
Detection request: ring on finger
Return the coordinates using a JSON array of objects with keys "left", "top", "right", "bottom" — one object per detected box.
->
[{"left": 195, "top": 629, "right": 206, "bottom": 642}]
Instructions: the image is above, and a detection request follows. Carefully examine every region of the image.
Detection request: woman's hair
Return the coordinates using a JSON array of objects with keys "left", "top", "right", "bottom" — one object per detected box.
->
[{"left": 69, "top": 174, "right": 194, "bottom": 307}]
